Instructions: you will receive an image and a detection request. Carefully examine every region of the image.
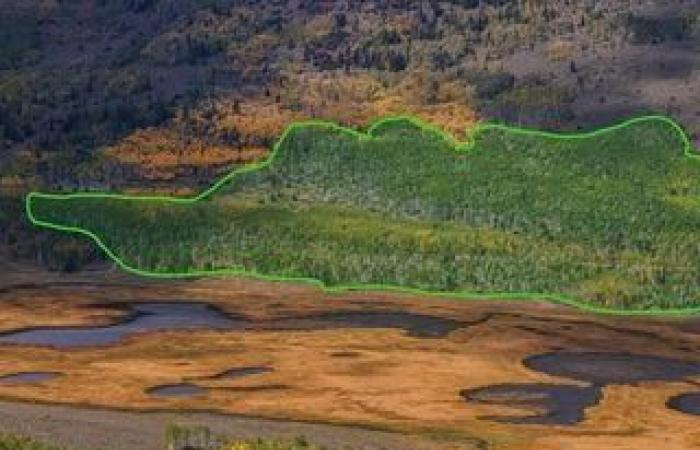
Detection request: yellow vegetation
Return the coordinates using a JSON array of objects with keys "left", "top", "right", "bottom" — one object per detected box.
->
[
  {"left": 102, "top": 69, "right": 479, "bottom": 182},
  {"left": 103, "top": 128, "right": 266, "bottom": 175}
]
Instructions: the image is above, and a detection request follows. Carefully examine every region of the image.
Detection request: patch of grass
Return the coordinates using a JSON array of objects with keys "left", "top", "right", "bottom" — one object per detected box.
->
[
  {"left": 0, "top": 434, "right": 92, "bottom": 450},
  {"left": 28, "top": 117, "right": 700, "bottom": 310},
  {"left": 221, "top": 437, "right": 329, "bottom": 450},
  {"left": 165, "top": 424, "right": 334, "bottom": 450}
]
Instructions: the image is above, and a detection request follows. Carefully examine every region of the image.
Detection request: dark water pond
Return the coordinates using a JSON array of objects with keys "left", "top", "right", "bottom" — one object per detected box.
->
[
  {"left": 523, "top": 352, "right": 700, "bottom": 385},
  {"left": 0, "top": 372, "right": 61, "bottom": 385},
  {"left": 271, "top": 311, "right": 463, "bottom": 338},
  {"left": 668, "top": 392, "right": 700, "bottom": 416},
  {"left": 0, "top": 302, "right": 463, "bottom": 348},
  {"left": 0, "top": 303, "right": 237, "bottom": 348},
  {"left": 146, "top": 383, "right": 206, "bottom": 398},
  {"left": 149, "top": 367, "right": 275, "bottom": 397},
  {"left": 461, "top": 383, "right": 601, "bottom": 425},
  {"left": 465, "top": 351, "right": 700, "bottom": 425}
]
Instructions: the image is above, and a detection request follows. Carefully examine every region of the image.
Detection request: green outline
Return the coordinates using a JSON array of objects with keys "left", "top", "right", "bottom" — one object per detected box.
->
[{"left": 25, "top": 114, "right": 700, "bottom": 316}]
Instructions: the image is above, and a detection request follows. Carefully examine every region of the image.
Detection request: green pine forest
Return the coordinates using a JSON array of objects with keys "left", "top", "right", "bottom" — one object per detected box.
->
[{"left": 28, "top": 116, "right": 700, "bottom": 310}]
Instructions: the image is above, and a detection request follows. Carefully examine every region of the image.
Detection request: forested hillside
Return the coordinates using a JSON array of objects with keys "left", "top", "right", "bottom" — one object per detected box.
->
[
  {"left": 1, "top": 0, "right": 699, "bottom": 270},
  {"left": 28, "top": 117, "right": 700, "bottom": 310}
]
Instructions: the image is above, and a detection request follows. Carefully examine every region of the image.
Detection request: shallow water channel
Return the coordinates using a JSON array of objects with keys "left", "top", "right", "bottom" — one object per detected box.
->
[
  {"left": 146, "top": 383, "right": 206, "bottom": 398},
  {"left": 0, "top": 302, "right": 463, "bottom": 348},
  {"left": 0, "top": 372, "right": 61, "bottom": 385}
]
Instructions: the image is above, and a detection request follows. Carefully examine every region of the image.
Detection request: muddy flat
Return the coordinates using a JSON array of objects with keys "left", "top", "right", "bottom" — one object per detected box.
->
[{"left": 1, "top": 267, "right": 699, "bottom": 450}]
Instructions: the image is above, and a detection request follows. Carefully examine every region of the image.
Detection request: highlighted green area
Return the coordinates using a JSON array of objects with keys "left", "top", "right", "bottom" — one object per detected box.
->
[{"left": 26, "top": 115, "right": 700, "bottom": 313}]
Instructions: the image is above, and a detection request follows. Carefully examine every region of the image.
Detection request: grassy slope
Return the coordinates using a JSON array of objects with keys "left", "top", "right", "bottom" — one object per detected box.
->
[{"left": 28, "top": 117, "right": 700, "bottom": 310}]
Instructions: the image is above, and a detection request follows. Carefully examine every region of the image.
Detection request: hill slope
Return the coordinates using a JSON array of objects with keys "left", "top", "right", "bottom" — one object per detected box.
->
[
  {"left": 27, "top": 116, "right": 700, "bottom": 311},
  {"left": 1, "top": 0, "right": 698, "bottom": 189}
]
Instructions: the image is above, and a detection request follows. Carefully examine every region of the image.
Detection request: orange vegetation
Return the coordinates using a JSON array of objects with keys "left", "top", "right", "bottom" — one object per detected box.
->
[
  {"left": 102, "top": 70, "right": 479, "bottom": 183},
  {"left": 103, "top": 129, "right": 267, "bottom": 168}
]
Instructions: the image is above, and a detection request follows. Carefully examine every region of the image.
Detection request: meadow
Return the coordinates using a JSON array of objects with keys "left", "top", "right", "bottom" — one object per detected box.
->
[{"left": 27, "top": 116, "right": 700, "bottom": 310}]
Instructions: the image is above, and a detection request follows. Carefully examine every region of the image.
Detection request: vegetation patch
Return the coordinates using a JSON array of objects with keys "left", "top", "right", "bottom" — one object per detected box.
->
[
  {"left": 165, "top": 424, "right": 352, "bottom": 450},
  {"left": 0, "top": 434, "right": 88, "bottom": 450},
  {"left": 26, "top": 115, "right": 700, "bottom": 312},
  {"left": 0, "top": 430, "right": 338, "bottom": 450}
]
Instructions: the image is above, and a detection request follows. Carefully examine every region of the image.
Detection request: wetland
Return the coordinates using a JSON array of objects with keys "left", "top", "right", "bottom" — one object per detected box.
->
[{"left": 1, "top": 271, "right": 699, "bottom": 450}]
